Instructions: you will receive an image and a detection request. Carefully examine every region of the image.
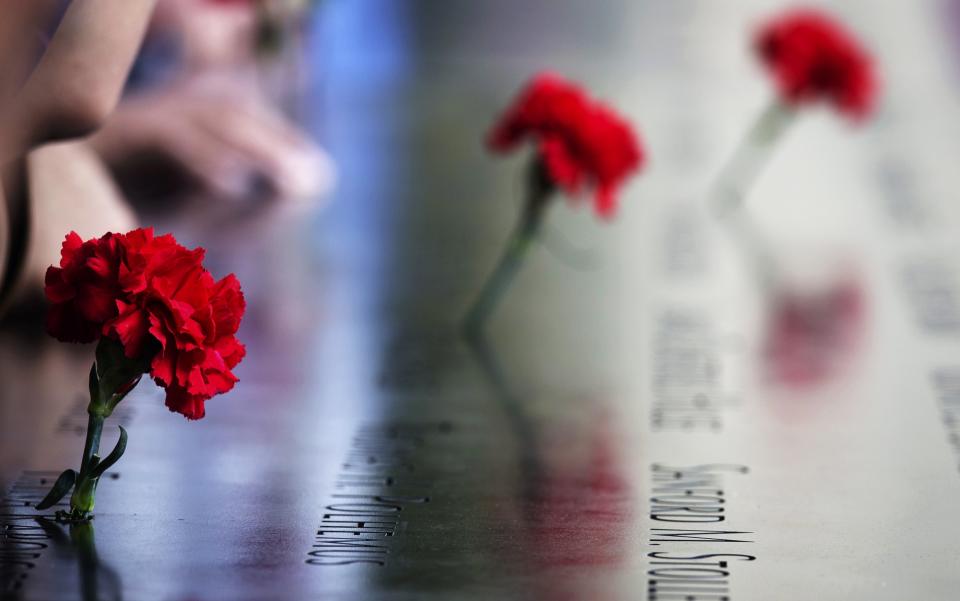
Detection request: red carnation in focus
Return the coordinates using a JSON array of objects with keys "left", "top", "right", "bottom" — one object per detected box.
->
[
  {"left": 486, "top": 73, "right": 644, "bottom": 217},
  {"left": 756, "top": 9, "right": 877, "bottom": 120},
  {"left": 45, "top": 229, "right": 246, "bottom": 420},
  {"left": 45, "top": 232, "right": 126, "bottom": 344}
]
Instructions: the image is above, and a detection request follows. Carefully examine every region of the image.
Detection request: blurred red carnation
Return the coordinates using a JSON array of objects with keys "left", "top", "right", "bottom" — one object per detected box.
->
[
  {"left": 756, "top": 9, "right": 877, "bottom": 119},
  {"left": 45, "top": 228, "right": 246, "bottom": 420},
  {"left": 486, "top": 73, "right": 644, "bottom": 217}
]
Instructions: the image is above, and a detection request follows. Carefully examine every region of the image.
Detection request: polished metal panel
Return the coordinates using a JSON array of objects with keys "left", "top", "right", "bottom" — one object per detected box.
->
[{"left": 4, "top": 0, "right": 960, "bottom": 599}]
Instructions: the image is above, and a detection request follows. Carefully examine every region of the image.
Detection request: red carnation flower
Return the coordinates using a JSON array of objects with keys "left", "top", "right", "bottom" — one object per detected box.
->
[
  {"left": 756, "top": 9, "right": 877, "bottom": 119},
  {"left": 486, "top": 73, "right": 644, "bottom": 217},
  {"left": 45, "top": 232, "right": 126, "bottom": 344},
  {"left": 39, "top": 230, "right": 246, "bottom": 519},
  {"left": 45, "top": 228, "right": 246, "bottom": 420}
]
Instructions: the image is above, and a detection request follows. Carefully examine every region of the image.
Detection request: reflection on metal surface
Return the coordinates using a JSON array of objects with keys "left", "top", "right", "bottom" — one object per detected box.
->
[
  {"left": 33, "top": 519, "right": 122, "bottom": 601},
  {"left": 467, "top": 332, "right": 633, "bottom": 600},
  {"left": 763, "top": 270, "right": 866, "bottom": 388},
  {"left": 5, "top": 0, "right": 960, "bottom": 598}
]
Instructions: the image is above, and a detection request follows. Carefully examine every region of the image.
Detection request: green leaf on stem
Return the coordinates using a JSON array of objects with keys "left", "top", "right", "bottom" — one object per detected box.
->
[
  {"left": 34, "top": 469, "right": 77, "bottom": 510},
  {"left": 91, "top": 426, "right": 127, "bottom": 479}
]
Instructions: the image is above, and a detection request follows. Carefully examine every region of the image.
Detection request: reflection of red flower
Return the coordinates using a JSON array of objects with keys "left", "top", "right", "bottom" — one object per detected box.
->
[
  {"left": 756, "top": 9, "right": 877, "bottom": 119},
  {"left": 487, "top": 73, "right": 644, "bottom": 217},
  {"left": 45, "top": 229, "right": 246, "bottom": 419},
  {"left": 765, "top": 277, "right": 864, "bottom": 387},
  {"left": 507, "top": 413, "right": 630, "bottom": 601}
]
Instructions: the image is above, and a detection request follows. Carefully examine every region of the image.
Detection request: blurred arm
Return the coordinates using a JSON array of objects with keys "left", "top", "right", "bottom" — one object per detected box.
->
[
  {"left": 5, "top": 0, "right": 158, "bottom": 157},
  {"left": 0, "top": 0, "right": 156, "bottom": 312}
]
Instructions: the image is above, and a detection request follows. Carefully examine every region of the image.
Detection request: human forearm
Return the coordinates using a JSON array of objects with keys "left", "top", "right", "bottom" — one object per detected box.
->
[{"left": 14, "top": 0, "right": 158, "bottom": 150}]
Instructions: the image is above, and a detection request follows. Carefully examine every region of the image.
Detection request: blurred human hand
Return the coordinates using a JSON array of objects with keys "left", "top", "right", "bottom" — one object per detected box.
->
[{"left": 89, "top": 75, "right": 334, "bottom": 206}]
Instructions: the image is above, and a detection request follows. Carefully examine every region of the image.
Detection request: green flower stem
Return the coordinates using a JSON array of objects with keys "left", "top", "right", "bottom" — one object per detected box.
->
[
  {"left": 711, "top": 98, "right": 795, "bottom": 218},
  {"left": 69, "top": 411, "right": 105, "bottom": 517},
  {"left": 464, "top": 202, "right": 546, "bottom": 334},
  {"left": 35, "top": 338, "right": 140, "bottom": 521},
  {"left": 710, "top": 98, "right": 796, "bottom": 294},
  {"left": 69, "top": 469, "right": 100, "bottom": 518},
  {"left": 79, "top": 412, "right": 105, "bottom": 479},
  {"left": 464, "top": 158, "right": 554, "bottom": 334}
]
